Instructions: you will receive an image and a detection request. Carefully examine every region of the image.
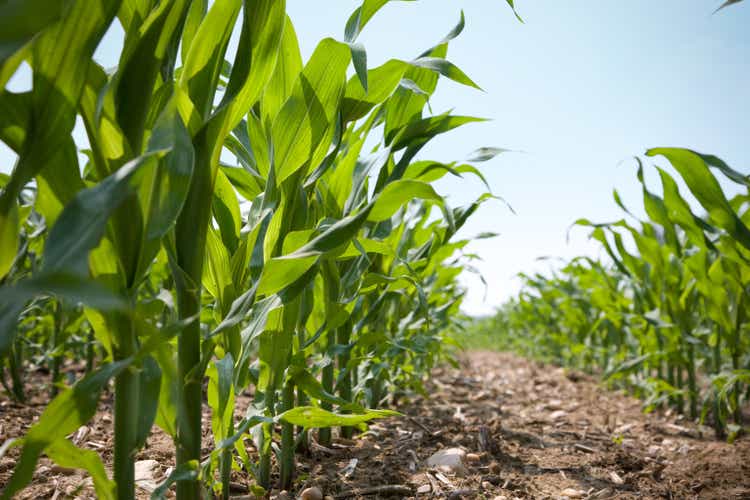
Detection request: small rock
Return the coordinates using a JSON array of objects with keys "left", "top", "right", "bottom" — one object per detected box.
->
[
  {"left": 549, "top": 410, "right": 568, "bottom": 421},
  {"left": 50, "top": 465, "right": 76, "bottom": 475},
  {"left": 560, "top": 488, "right": 586, "bottom": 498},
  {"left": 465, "top": 453, "right": 481, "bottom": 463},
  {"left": 482, "top": 474, "right": 502, "bottom": 486},
  {"left": 609, "top": 471, "right": 624, "bottom": 485},
  {"left": 300, "top": 486, "right": 323, "bottom": 500},
  {"left": 481, "top": 481, "right": 493, "bottom": 490},
  {"left": 427, "top": 447, "right": 468, "bottom": 476},
  {"left": 134, "top": 460, "right": 162, "bottom": 493},
  {"left": 546, "top": 399, "right": 564, "bottom": 410},
  {"left": 417, "top": 484, "right": 431, "bottom": 494}
]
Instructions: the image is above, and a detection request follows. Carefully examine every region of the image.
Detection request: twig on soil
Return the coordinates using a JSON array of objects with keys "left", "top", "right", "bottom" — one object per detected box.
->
[
  {"left": 425, "top": 469, "right": 442, "bottom": 495},
  {"left": 334, "top": 485, "right": 413, "bottom": 498},
  {"left": 430, "top": 470, "right": 455, "bottom": 488},
  {"left": 310, "top": 441, "right": 339, "bottom": 455},
  {"left": 407, "top": 415, "right": 435, "bottom": 436},
  {"left": 447, "top": 489, "right": 475, "bottom": 499},
  {"left": 573, "top": 443, "right": 596, "bottom": 454}
]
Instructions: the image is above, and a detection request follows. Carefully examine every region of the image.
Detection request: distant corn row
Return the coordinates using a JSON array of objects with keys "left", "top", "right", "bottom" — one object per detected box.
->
[
  {"left": 473, "top": 149, "right": 749, "bottom": 439},
  {"left": 0, "top": 1, "right": 510, "bottom": 498}
]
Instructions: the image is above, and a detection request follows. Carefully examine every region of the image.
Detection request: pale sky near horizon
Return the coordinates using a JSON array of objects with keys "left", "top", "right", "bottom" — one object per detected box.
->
[{"left": 2, "top": 1, "right": 749, "bottom": 315}]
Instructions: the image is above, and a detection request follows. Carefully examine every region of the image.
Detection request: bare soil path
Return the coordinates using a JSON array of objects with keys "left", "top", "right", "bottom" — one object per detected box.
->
[{"left": 2, "top": 351, "right": 749, "bottom": 499}]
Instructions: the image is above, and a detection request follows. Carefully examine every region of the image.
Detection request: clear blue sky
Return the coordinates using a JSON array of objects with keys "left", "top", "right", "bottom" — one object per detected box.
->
[{"left": 2, "top": 1, "right": 748, "bottom": 315}]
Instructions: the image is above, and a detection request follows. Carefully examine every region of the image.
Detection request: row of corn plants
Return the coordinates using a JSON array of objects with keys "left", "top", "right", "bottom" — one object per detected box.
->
[
  {"left": 0, "top": 1, "right": 516, "bottom": 498},
  {"left": 471, "top": 148, "right": 749, "bottom": 439}
]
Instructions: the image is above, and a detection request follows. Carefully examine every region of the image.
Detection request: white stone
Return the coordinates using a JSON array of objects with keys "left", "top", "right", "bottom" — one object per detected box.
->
[
  {"left": 426, "top": 447, "right": 468, "bottom": 476},
  {"left": 560, "top": 488, "right": 586, "bottom": 498},
  {"left": 134, "top": 460, "right": 162, "bottom": 493}
]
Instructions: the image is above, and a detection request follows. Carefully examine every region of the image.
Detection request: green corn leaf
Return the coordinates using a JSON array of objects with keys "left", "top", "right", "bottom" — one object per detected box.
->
[
  {"left": 35, "top": 140, "right": 86, "bottom": 226},
  {"left": 344, "top": 0, "right": 416, "bottom": 42},
  {"left": 179, "top": 0, "right": 242, "bottom": 118},
  {"left": 207, "top": 353, "right": 235, "bottom": 442},
  {"left": 0, "top": 0, "right": 69, "bottom": 67},
  {"left": 221, "top": 0, "right": 286, "bottom": 130},
  {"left": 504, "top": 0, "right": 524, "bottom": 23},
  {"left": 634, "top": 159, "right": 680, "bottom": 252},
  {"left": 150, "top": 461, "right": 200, "bottom": 500},
  {"left": 410, "top": 57, "right": 481, "bottom": 90},
  {"left": 384, "top": 42, "right": 446, "bottom": 142},
  {"left": 256, "top": 255, "right": 318, "bottom": 297},
  {"left": 43, "top": 151, "right": 163, "bottom": 277},
  {"left": 258, "top": 329, "right": 293, "bottom": 393},
  {"left": 180, "top": 0, "right": 207, "bottom": 63},
  {"left": 0, "top": 0, "right": 119, "bottom": 277},
  {"left": 112, "top": 0, "right": 192, "bottom": 152},
  {"left": 694, "top": 150, "right": 750, "bottom": 188},
  {"left": 272, "top": 37, "right": 350, "bottom": 183},
  {"left": 467, "top": 146, "right": 512, "bottom": 162},
  {"left": 368, "top": 180, "right": 442, "bottom": 221},
  {"left": 0, "top": 199, "right": 18, "bottom": 280},
  {"left": 714, "top": 0, "right": 745, "bottom": 13},
  {"left": 656, "top": 167, "right": 714, "bottom": 249},
  {"left": 348, "top": 42, "right": 368, "bottom": 91},
  {"left": 262, "top": 15, "right": 302, "bottom": 125},
  {"left": 45, "top": 439, "right": 116, "bottom": 500},
  {"left": 135, "top": 356, "right": 162, "bottom": 450},
  {"left": 289, "top": 367, "right": 353, "bottom": 408},
  {"left": 341, "top": 59, "right": 408, "bottom": 122},
  {"left": 2, "top": 360, "right": 131, "bottom": 498},
  {"left": 212, "top": 168, "right": 242, "bottom": 253},
  {"left": 0, "top": 273, "right": 129, "bottom": 358},
  {"left": 391, "top": 114, "right": 486, "bottom": 151},
  {"left": 136, "top": 101, "right": 196, "bottom": 278},
  {"left": 278, "top": 406, "right": 400, "bottom": 429},
  {"left": 647, "top": 147, "right": 750, "bottom": 251},
  {"left": 0, "top": 90, "right": 31, "bottom": 153}
]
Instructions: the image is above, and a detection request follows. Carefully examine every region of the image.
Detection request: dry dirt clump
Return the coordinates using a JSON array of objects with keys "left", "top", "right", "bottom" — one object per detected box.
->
[{"left": 2, "top": 351, "right": 749, "bottom": 499}]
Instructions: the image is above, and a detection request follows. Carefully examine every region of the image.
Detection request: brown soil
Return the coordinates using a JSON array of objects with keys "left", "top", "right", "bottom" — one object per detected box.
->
[{"left": 1, "top": 351, "right": 749, "bottom": 499}]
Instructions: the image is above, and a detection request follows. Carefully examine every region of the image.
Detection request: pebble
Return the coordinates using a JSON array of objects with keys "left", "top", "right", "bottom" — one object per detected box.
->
[
  {"left": 50, "top": 465, "right": 76, "bottom": 475},
  {"left": 549, "top": 410, "right": 568, "bottom": 420},
  {"left": 300, "top": 486, "right": 323, "bottom": 500},
  {"left": 609, "top": 471, "right": 624, "bottom": 485},
  {"left": 560, "top": 488, "right": 586, "bottom": 498},
  {"left": 417, "top": 484, "right": 431, "bottom": 494},
  {"left": 591, "top": 488, "right": 614, "bottom": 498},
  {"left": 426, "top": 447, "right": 468, "bottom": 476}
]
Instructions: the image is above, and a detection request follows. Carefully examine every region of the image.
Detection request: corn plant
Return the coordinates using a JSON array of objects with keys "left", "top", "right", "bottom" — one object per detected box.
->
[
  {"left": 0, "top": 0, "right": 515, "bottom": 498},
  {"left": 476, "top": 148, "right": 749, "bottom": 438}
]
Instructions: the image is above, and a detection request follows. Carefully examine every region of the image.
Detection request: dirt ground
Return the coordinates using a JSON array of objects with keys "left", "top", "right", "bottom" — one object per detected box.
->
[{"left": 2, "top": 351, "right": 749, "bottom": 499}]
